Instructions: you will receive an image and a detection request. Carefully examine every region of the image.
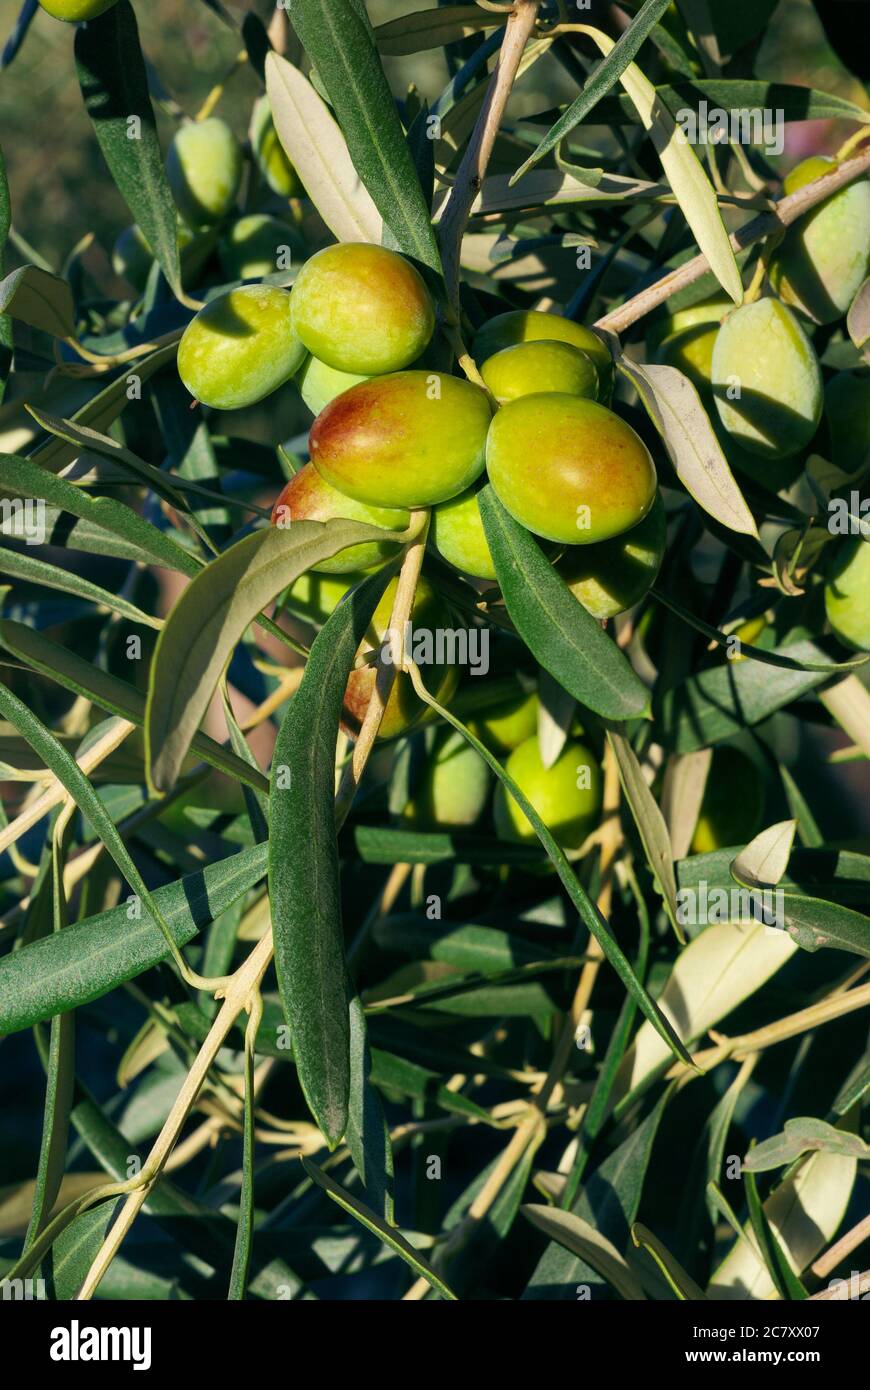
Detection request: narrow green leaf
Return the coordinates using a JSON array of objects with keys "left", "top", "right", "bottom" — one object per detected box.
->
[
  {"left": 146, "top": 518, "right": 416, "bottom": 793},
  {"left": 1, "top": 448, "right": 200, "bottom": 577},
  {"left": 0, "top": 545, "right": 162, "bottom": 628},
  {"left": 346, "top": 995, "right": 394, "bottom": 1223},
  {"left": 658, "top": 641, "right": 832, "bottom": 751},
  {"left": 287, "top": 0, "right": 442, "bottom": 274},
  {"left": 374, "top": 6, "right": 498, "bottom": 56},
  {"left": 270, "top": 567, "right": 393, "bottom": 1145},
  {"left": 24, "top": 826, "right": 75, "bottom": 1249},
  {"left": 744, "top": 1163, "right": 808, "bottom": 1300},
  {"left": 607, "top": 726, "right": 682, "bottom": 940},
  {"left": 0, "top": 617, "right": 269, "bottom": 794},
  {"left": 652, "top": 585, "right": 865, "bottom": 673},
  {"left": 228, "top": 1007, "right": 258, "bottom": 1300},
  {"left": 301, "top": 1157, "right": 457, "bottom": 1300},
  {"left": 524, "top": 1091, "right": 671, "bottom": 1299},
  {"left": 631, "top": 1223, "right": 708, "bottom": 1299},
  {"left": 75, "top": 1, "right": 182, "bottom": 299},
  {"left": 523, "top": 1206, "right": 647, "bottom": 1301},
  {"left": 31, "top": 343, "right": 178, "bottom": 476},
  {"left": 589, "top": 80, "right": 870, "bottom": 130},
  {"left": 41, "top": 1200, "right": 121, "bottom": 1302},
  {"left": 0, "top": 843, "right": 268, "bottom": 1037},
  {"left": 512, "top": 0, "right": 674, "bottom": 182},
  {"left": 479, "top": 488, "right": 650, "bottom": 722}
]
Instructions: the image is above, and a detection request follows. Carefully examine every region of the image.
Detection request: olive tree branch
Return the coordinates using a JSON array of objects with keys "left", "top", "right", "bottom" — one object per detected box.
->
[
  {"left": 439, "top": 0, "right": 542, "bottom": 312},
  {"left": 595, "top": 146, "right": 870, "bottom": 335}
]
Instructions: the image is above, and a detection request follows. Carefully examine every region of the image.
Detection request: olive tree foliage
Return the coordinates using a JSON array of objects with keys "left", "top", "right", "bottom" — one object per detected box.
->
[{"left": 0, "top": 0, "right": 868, "bottom": 1303}]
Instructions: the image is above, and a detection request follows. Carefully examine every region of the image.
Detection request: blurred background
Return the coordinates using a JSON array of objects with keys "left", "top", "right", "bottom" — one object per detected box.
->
[{"left": 0, "top": 0, "right": 867, "bottom": 270}]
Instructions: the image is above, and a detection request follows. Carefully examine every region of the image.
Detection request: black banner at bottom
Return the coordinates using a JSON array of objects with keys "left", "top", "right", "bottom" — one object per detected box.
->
[{"left": 2, "top": 1294, "right": 864, "bottom": 1376}]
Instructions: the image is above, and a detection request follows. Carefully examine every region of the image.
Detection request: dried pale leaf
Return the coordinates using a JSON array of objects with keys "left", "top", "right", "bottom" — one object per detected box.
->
[
  {"left": 662, "top": 748, "right": 712, "bottom": 860},
  {"left": 581, "top": 29, "right": 741, "bottom": 302},
  {"left": 731, "top": 820, "right": 797, "bottom": 891},
  {"left": 709, "top": 1150, "right": 856, "bottom": 1298},
  {"left": 537, "top": 672, "right": 575, "bottom": 770},
  {"left": 620, "top": 359, "right": 759, "bottom": 539},
  {"left": 614, "top": 922, "right": 796, "bottom": 1098},
  {"left": 265, "top": 53, "right": 382, "bottom": 245}
]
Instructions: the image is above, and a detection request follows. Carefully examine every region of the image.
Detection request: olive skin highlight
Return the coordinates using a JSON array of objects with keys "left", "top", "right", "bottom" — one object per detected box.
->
[
  {"left": 486, "top": 394, "right": 657, "bottom": 545},
  {"left": 481, "top": 340, "right": 598, "bottom": 404},
  {"left": 310, "top": 371, "right": 491, "bottom": 509},
  {"left": 291, "top": 243, "right": 435, "bottom": 375},
  {"left": 473, "top": 309, "right": 611, "bottom": 384}
]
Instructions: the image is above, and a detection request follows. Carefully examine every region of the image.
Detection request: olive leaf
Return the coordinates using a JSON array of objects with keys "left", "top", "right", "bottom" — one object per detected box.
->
[
  {"left": 479, "top": 487, "right": 651, "bottom": 723},
  {"left": 512, "top": 0, "right": 674, "bottom": 183},
  {"left": 75, "top": 1, "right": 183, "bottom": 300},
  {"left": 619, "top": 359, "right": 758, "bottom": 539},
  {"left": 0, "top": 844, "right": 269, "bottom": 1037},
  {"left": 374, "top": 6, "right": 498, "bottom": 56},
  {"left": 270, "top": 567, "right": 393, "bottom": 1146},
  {"left": 743, "top": 1118, "right": 870, "bottom": 1173},
  {"left": 145, "top": 518, "right": 418, "bottom": 794},
  {"left": 0, "top": 265, "right": 76, "bottom": 339},
  {"left": 265, "top": 53, "right": 383, "bottom": 246},
  {"left": 287, "top": 0, "right": 442, "bottom": 274}
]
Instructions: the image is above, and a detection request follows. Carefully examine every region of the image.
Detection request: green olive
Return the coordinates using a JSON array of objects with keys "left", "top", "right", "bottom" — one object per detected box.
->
[
  {"left": 690, "top": 747, "right": 763, "bottom": 854},
  {"left": 557, "top": 492, "right": 666, "bottom": 619},
  {"left": 486, "top": 394, "right": 657, "bottom": 545},
  {"left": 291, "top": 243, "right": 435, "bottom": 375},
  {"left": 403, "top": 730, "right": 490, "bottom": 829},
  {"left": 481, "top": 340, "right": 598, "bottom": 404},
  {"left": 430, "top": 487, "right": 496, "bottom": 581},
  {"left": 494, "top": 735, "right": 602, "bottom": 851},
  {"left": 177, "top": 286, "right": 306, "bottom": 410}
]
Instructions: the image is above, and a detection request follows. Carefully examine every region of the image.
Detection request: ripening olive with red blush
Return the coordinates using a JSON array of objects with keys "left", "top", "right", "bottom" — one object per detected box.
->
[
  {"left": 310, "top": 371, "right": 492, "bottom": 509},
  {"left": 271, "top": 464, "right": 409, "bottom": 575}
]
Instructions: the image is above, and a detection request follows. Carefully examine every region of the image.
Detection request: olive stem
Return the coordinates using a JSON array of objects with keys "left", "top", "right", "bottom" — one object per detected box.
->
[
  {"left": 439, "top": 0, "right": 542, "bottom": 312},
  {"left": 334, "top": 514, "right": 431, "bottom": 829},
  {"left": 596, "top": 146, "right": 870, "bottom": 335}
]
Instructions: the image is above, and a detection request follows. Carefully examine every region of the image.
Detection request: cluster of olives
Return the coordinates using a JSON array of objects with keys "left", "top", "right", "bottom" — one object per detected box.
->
[
  {"left": 652, "top": 154, "right": 870, "bottom": 653},
  {"left": 172, "top": 237, "right": 673, "bottom": 852}
]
